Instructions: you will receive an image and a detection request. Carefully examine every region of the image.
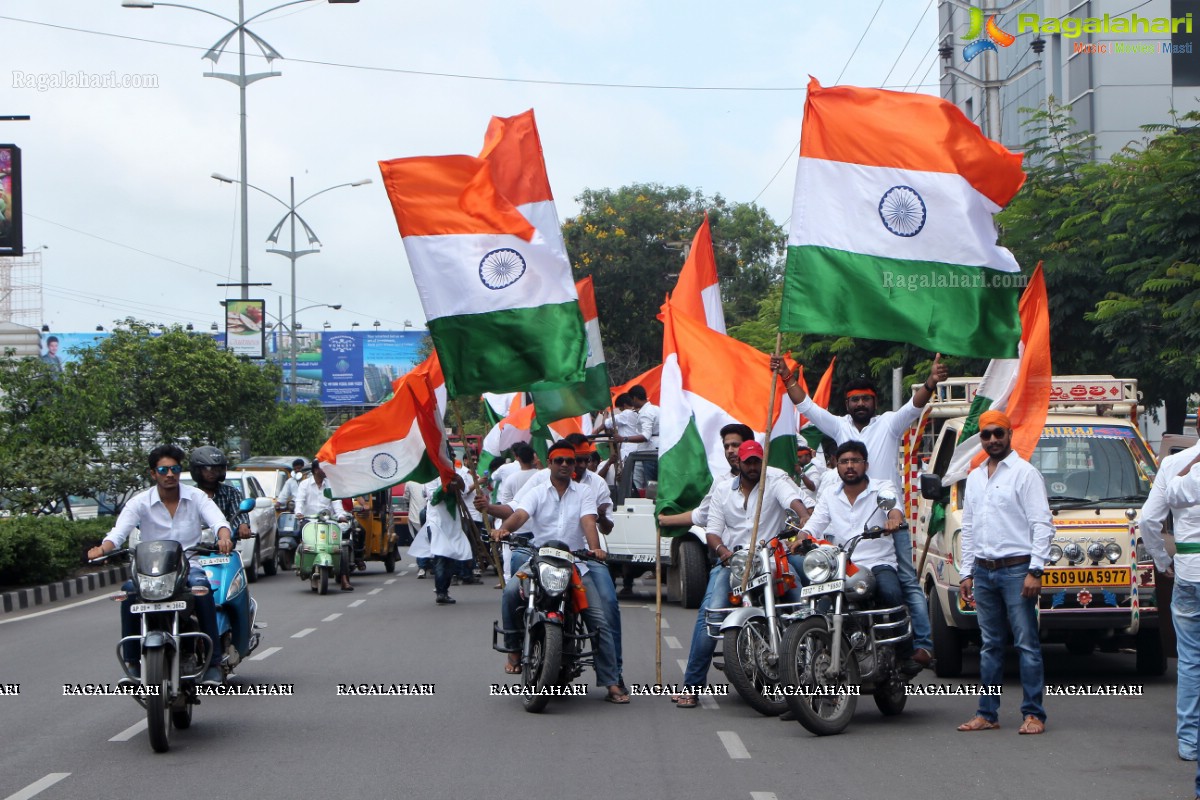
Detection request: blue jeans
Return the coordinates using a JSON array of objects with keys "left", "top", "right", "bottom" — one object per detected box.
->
[
  {"left": 433, "top": 556, "right": 455, "bottom": 595},
  {"left": 1173, "top": 576, "right": 1200, "bottom": 760},
  {"left": 586, "top": 561, "right": 624, "bottom": 682},
  {"left": 683, "top": 565, "right": 731, "bottom": 690},
  {"left": 121, "top": 565, "right": 220, "bottom": 668},
  {"left": 973, "top": 562, "right": 1045, "bottom": 722},
  {"left": 871, "top": 565, "right": 913, "bottom": 658},
  {"left": 892, "top": 528, "right": 933, "bottom": 652}
]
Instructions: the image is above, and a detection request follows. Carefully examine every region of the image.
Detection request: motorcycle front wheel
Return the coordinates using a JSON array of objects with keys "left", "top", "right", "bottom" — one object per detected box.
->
[
  {"left": 318, "top": 565, "right": 329, "bottom": 595},
  {"left": 522, "top": 624, "right": 562, "bottom": 714},
  {"left": 873, "top": 678, "right": 908, "bottom": 716},
  {"left": 724, "top": 620, "right": 788, "bottom": 716},
  {"left": 779, "top": 616, "right": 859, "bottom": 736},
  {"left": 145, "top": 649, "right": 171, "bottom": 753},
  {"left": 171, "top": 700, "right": 193, "bottom": 730}
]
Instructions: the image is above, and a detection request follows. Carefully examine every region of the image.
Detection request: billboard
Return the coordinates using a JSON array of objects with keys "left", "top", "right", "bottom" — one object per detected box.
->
[
  {"left": 0, "top": 145, "right": 22, "bottom": 257},
  {"left": 224, "top": 299, "right": 266, "bottom": 359},
  {"left": 39, "top": 331, "right": 109, "bottom": 367},
  {"left": 270, "top": 330, "right": 426, "bottom": 405}
]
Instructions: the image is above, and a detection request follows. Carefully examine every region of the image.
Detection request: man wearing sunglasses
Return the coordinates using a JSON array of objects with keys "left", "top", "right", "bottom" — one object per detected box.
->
[
  {"left": 955, "top": 410, "right": 1053, "bottom": 735},
  {"left": 88, "top": 444, "right": 233, "bottom": 687}
]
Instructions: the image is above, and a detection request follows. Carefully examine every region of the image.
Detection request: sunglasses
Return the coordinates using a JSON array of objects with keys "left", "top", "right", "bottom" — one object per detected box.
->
[
  {"left": 550, "top": 457, "right": 574, "bottom": 465},
  {"left": 155, "top": 465, "right": 183, "bottom": 475},
  {"left": 979, "top": 428, "right": 1008, "bottom": 441},
  {"left": 837, "top": 458, "right": 865, "bottom": 466}
]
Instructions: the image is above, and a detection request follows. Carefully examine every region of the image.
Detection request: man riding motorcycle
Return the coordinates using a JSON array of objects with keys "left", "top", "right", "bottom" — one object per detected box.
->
[
  {"left": 296, "top": 458, "right": 354, "bottom": 591},
  {"left": 87, "top": 444, "right": 234, "bottom": 686},
  {"left": 188, "top": 445, "right": 254, "bottom": 545}
]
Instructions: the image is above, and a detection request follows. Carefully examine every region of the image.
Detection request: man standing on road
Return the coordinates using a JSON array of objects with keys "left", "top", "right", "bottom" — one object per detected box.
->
[
  {"left": 772, "top": 356, "right": 946, "bottom": 668},
  {"left": 676, "top": 440, "right": 809, "bottom": 708},
  {"left": 955, "top": 410, "right": 1053, "bottom": 735},
  {"left": 1146, "top": 443, "right": 1200, "bottom": 761}
]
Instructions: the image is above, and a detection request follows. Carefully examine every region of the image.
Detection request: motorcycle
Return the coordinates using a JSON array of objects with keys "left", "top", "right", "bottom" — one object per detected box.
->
[
  {"left": 93, "top": 498, "right": 261, "bottom": 753},
  {"left": 296, "top": 510, "right": 348, "bottom": 594},
  {"left": 779, "top": 492, "right": 914, "bottom": 736},
  {"left": 275, "top": 511, "right": 299, "bottom": 572},
  {"left": 705, "top": 520, "right": 804, "bottom": 716},
  {"left": 492, "top": 533, "right": 595, "bottom": 714}
]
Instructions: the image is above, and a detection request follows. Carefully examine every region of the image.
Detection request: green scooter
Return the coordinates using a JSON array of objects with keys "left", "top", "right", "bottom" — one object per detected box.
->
[{"left": 296, "top": 511, "right": 345, "bottom": 595}]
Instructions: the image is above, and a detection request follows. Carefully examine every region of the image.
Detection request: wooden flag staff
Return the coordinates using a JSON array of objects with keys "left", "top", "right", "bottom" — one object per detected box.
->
[{"left": 739, "top": 333, "right": 783, "bottom": 597}]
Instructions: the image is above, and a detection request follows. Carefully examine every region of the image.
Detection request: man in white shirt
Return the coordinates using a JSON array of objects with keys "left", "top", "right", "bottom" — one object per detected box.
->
[
  {"left": 773, "top": 358, "right": 947, "bottom": 667},
  {"left": 677, "top": 440, "right": 808, "bottom": 707},
  {"left": 494, "top": 440, "right": 627, "bottom": 702},
  {"left": 600, "top": 394, "right": 641, "bottom": 466},
  {"left": 295, "top": 459, "right": 353, "bottom": 591},
  {"left": 619, "top": 385, "right": 660, "bottom": 488},
  {"left": 1147, "top": 442, "right": 1200, "bottom": 761},
  {"left": 275, "top": 458, "right": 308, "bottom": 510},
  {"left": 799, "top": 441, "right": 918, "bottom": 673},
  {"left": 485, "top": 444, "right": 539, "bottom": 582},
  {"left": 955, "top": 410, "right": 1053, "bottom": 735},
  {"left": 795, "top": 442, "right": 826, "bottom": 507},
  {"left": 88, "top": 444, "right": 233, "bottom": 687}
]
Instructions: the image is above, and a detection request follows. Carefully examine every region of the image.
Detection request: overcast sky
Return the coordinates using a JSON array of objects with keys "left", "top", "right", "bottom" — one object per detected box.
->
[{"left": 4, "top": 0, "right": 941, "bottom": 333}]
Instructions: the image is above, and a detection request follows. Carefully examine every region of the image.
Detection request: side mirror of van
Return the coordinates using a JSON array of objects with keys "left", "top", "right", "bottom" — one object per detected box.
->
[{"left": 920, "top": 473, "right": 946, "bottom": 502}]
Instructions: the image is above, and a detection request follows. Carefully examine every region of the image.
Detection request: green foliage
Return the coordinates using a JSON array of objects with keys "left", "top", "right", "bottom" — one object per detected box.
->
[
  {"left": 250, "top": 401, "right": 330, "bottom": 457},
  {"left": 0, "top": 517, "right": 113, "bottom": 587}
]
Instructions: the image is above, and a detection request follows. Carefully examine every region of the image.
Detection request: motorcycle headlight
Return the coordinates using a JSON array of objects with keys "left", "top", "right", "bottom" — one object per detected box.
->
[
  {"left": 227, "top": 568, "right": 245, "bottom": 599},
  {"left": 1104, "top": 542, "right": 1122, "bottom": 564},
  {"left": 803, "top": 546, "right": 837, "bottom": 585},
  {"left": 537, "top": 563, "right": 571, "bottom": 595},
  {"left": 728, "top": 550, "right": 750, "bottom": 586},
  {"left": 1048, "top": 544, "right": 1063, "bottom": 565},
  {"left": 845, "top": 568, "right": 875, "bottom": 601},
  {"left": 138, "top": 571, "right": 177, "bottom": 601}
]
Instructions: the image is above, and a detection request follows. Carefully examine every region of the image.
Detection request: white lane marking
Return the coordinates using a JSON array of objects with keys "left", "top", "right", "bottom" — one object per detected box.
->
[
  {"left": 4, "top": 773, "right": 71, "bottom": 800},
  {"left": 348, "top": 599, "right": 366, "bottom": 608},
  {"left": 108, "top": 719, "right": 147, "bottom": 742},
  {"left": 664, "top": 636, "right": 681, "bottom": 650},
  {"left": 385, "top": 579, "right": 397, "bottom": 585},
  {"left": 676, "top": 658, "right": 688, "bottom": 673},
  {"left": 659, "top": 617, "right": 669, "bottom": 629},
  {"left": 248, "top": 646, "right": 281, "bottom": 661},
  {"left": 700, "top": 694, "right": 720, "bottom": 710},
  {"left": 399, "top": 571, "right": 410, "bottom": 577},
  {"left": 291, "top": 628, "right": 316, "bottom": 639},
  {"left": 368, "top": 588, "right": 383, "bottom": 596},
  {"left": 0, "top": 591, "right": 113, "bottom": 625},
  {"left": 718, "top": 731, "right": 750, "bottom": 759},
  {"left": 322, "top": 613, "right": 342, "bottom": 622},
  {"left": 750, "top": 794, "right": 779, "bottom": 800}
]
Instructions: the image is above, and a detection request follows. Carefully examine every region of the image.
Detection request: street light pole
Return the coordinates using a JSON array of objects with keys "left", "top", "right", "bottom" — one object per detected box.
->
[{"left": 262, "top": 302, "right": 339, "bottom": 401}]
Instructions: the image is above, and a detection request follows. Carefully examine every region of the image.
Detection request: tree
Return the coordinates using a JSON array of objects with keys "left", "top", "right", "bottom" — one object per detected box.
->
[
  {"left": 250, "top": 401, "right": 329, "bottom": 457},
  {"left": 563, "top": 184, "right": 784, "bottom": 381}
]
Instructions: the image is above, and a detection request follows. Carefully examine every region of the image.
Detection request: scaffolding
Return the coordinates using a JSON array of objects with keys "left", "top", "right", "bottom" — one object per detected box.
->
[{"left": 0, "top": 249, "right": 42, "bottom": 327}]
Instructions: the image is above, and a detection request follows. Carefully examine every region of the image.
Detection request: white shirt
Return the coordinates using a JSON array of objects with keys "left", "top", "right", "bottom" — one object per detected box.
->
[
  {"left": 427, "top": 488, "right": 473, "bottom": 560},
  {"left": 296, "top": 477, "right": 341, "bottom": 519},
  {"left": 276, "top": 473, "right": 306, "bottom": 506},
  {"left": 489, "top": 461, "right": 520, "bottom": 500},
  {"left": 817, "top": 468, "right": 841, "bottom": 500},
  {"left": 404, "top": 480, "right": 427, "bottom": 525},
  {"left": 458, "top": 465, "right": 483, "bottom": 523},
  {"left": 803, "top": 479, "right": 898, "bottom": 571},
  {"left": 497, "top": 465, "right": 539, "bottom": 507},
  {"left": 515, "top": 479, "right": 598, "bottom": 552},
  {"left": 1141, "top": 442, "right": 1199, "bottom": 575},
  {"left": 1160, "top": 456, "right": 1200, "bottom": 582},
  {"left": 609, "top": 409, "right": 640, "bottom": 461},
  {"left": 795, "top": 458, "right": 827, "bottom": 507},
  {"left": 104, "top": 483, "right": 231, "bottom": 551},
  {"left": 513, "top": 467, "right": 612, "bottom": 512},
  {"left": 795, "top": 396, "right": 923, "bottom": 490},
  {"left": 636, "top": 402, "right": 661, "bottom": 453},
  {"left": 960, "top": 450, "right": 1055, "bottom": 578},
  {"left": 706, "top": 469, "right": 803, "bottom": 551}
]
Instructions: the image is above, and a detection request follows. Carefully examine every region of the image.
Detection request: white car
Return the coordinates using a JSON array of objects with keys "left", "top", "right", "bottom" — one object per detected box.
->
[{"left": 181, "top": 473, "right": 277, "bottom": 582}]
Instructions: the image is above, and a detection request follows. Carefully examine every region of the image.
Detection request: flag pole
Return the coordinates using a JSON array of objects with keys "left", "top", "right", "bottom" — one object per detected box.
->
[
  {"left": 740, "top": 333, "right": 783, "bottom": 597},
  {"left": 451, "top": 399, "right": 506, "bottom": 582}
]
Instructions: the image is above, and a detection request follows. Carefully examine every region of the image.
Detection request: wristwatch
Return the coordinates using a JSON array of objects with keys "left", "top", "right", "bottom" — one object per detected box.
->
[{"left": 1028, "top": 568, "right": 1044, "bottom": 578}]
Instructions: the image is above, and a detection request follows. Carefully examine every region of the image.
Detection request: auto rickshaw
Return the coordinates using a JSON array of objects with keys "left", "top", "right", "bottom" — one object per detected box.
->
[{"left": 350, "top": 489, "right": 398, "bottom": 573}]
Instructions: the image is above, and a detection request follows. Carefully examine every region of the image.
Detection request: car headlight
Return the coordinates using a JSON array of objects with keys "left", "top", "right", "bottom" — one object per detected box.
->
[
  {"left": 1048, "top": 544, "right": 1063, "bottom": 565},
  {"left": 1064, "top": 542, "right": 1084, "bottom": 565},
  {"left": 728, "top": 550, "right": 750, "bottom": 586},
  {"left": 1104, "top": 542, "right": 1122, "bottom": 564},
  {"left": 138, "top": 571, "right": 176, "bottom": 601},
  {"left": 537, "top": 563, "right": 571, "bottom": 595},
  {"left": 1087, "top": 541, "right": 1105, "bottom": 564},
  {"left": 803, "top": 545, "right": 837, "bottom": 584}
]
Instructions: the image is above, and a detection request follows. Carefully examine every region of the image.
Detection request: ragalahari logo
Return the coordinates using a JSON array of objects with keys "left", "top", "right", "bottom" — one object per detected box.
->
[{"left": 961, "top": 5, "right": 1016, "bottom": 62}]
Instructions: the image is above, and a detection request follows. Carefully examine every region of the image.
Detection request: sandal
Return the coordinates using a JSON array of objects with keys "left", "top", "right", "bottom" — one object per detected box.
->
[
  {"left": 1018, "top": 716, "right": 1045, "bottom": 735},
  {"left": 956, "top": 715, "right": 1000, "bottom": 731},
  {"left": 675, "top": 694, "right": 698, "bottom": 709},
  {"left": 604, "top": 689, "right": 630, "bottom": 704},
  {"left": 504, "top": 655, "right": 522, "bottom": 675}
]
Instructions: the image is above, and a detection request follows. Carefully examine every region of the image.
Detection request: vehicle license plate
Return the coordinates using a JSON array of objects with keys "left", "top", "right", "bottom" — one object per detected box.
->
[
  {"left": 1042, "top": 566, "right": 1130, "bottom": 588},
  {"left": 800, "top": 580, "right": 844, "bottom": 597},
  {"left": 745, "top": 573, "right": 769, "bottom": 590},
  {"left": 628, "top": 554, "right": 656, "bottom": 563},
  {"left": 196, "top": 556, "right": 231, "bottom": 565},
  {"left": 538, "top": 547, "right": 574, "bottom": 562},
  {"left": 130, "top": 601, "right": 188, "bottom": 614}
]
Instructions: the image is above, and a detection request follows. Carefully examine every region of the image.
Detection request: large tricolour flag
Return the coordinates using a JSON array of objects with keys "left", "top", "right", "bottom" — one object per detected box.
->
[
  {"left": 656, "top": 301, "right": 798, "bottom": 519},
  {"left": 379, "top": 141, "right": 586, "bottom": 396},
  {"left": 942, "top": 263, "right": 1051, "bottom": 483},
  {"left": 531, "top": 276, "right": 611, "bottom": 425},
  {"left": 670, "top": 214, "right": 726, "bottom": 333},
  {"left": 316, "top": 369, "right": 457, "bottom": 498},
  {"left": 781, "top": 77, "right": 1025, "bottom": 359}
]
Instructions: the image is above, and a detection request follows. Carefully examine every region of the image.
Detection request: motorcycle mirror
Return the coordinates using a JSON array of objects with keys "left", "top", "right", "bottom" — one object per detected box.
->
[
  {"left": 199, "top": 527, "right": 216, "bottom": 545},
  {"left": 876, "top": 488, "right": 898, "bottom": 511},
  {"left": 239, "top": 498, "right": 255, "bottom": 512}
]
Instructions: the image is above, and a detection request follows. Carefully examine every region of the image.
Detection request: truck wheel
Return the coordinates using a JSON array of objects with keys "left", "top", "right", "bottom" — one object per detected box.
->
[
  {"left": 929, "top": 590, "right": 963, "bottom": 678},
  {"left": 678, "top": 538, "right": 707, "bottom": 609},
  {"left": 1136, "top": 626, "right": 1167, "bottom": 676}
]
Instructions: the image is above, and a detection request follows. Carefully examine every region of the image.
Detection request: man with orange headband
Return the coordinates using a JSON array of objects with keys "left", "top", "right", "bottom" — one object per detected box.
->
[
  {"left": 772, "top": 355, "right": 948, "bottom": 668},
  {"left": 955, "top": 409, "right": 1053, "bottom": 735}
]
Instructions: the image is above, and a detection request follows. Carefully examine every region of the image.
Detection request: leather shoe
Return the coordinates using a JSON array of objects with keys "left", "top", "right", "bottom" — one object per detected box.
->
[{"left": 912, "top": 648, "right": 932, "bottom": 668}]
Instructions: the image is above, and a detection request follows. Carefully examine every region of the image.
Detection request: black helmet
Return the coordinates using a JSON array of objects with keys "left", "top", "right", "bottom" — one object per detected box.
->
[{"left": 189, "top": 446, "right": 228, "bottom": 482}]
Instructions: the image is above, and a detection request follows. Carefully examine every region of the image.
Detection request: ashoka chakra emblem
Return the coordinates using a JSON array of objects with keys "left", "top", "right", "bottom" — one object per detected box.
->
[
  {"left": 371, "top": 453, "right": 399, "bottom": 479},
  {"left": 479, "top": 248, "right": 527, "bottom": 290},
  {"left": 878, "top": 185, "right": 926, "bottom": 237}
]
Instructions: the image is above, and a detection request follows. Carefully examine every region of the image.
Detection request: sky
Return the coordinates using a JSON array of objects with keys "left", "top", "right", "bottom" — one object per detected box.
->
[{"left": 2, "top": 0, "right": 942, "bottom": 334}]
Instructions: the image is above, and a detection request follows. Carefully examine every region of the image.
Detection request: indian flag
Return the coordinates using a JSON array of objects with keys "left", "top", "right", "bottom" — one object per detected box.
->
[
  {"left": 781, "top": 77, "right": 1025, "bottom": 359},
  {"left": 531, "top": 276, "right": 611, "bottom": 425},
  {"left": 798, "top": 357, "right": 836, "bottom": 448},
  {"left": 612, "top": 365, "right": 662, "bottom": 405},
  {"left": 316, "top": 369, "right": 456, "bottom": 498},
  {"left": 410, "top": 351, "right": 447, "bottom": 420},
  {"left": 942, "top": 263, "right": 1051, "bottom": 484},
  {"left": 670, "top": 214, "right": 726, "bottom": 333},
  {"left": 379, "top": 149, "right": 586, "bottom": 396},
  {"left": 657, "top": 301, "right": 798, "bottom": 519},
  {"left": 479, "top": 393, "right": 534, "bottom": 474}
]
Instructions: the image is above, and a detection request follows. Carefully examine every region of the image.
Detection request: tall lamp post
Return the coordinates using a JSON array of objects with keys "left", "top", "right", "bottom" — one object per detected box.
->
[
  {"left": 122, "top": 0, "right": 360, "bottom": 299},
  {"left": 263, "top": 303, "right": 340, "bottom": 400},
  {"left": 213, "top": 173, "right": 370, "bottom": 401}
]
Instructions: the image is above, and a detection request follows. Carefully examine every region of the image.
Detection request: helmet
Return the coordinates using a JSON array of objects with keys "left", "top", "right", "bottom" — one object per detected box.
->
[{"left": 189, "top": 446, "right": 228, "bottom": 483}]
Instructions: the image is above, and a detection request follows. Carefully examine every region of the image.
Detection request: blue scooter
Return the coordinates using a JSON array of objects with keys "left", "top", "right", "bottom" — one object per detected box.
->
[
  {"left": 275, "top": 511, "right": 299, "bottom": 572},
  {"left": 196, "top": 498, "right": 264, "bottom": 679}
]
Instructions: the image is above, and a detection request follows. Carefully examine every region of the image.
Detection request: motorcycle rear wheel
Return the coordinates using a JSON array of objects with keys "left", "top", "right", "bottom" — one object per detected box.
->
[
  {"left": 780, "top": 617, "right": 859, "bottom": 736},
  {"left": 171, "top": 700, "right": 193, "bottom": 730},
  {"left": 145, "top": 650, "right": 171, "bottom": 753},
  {"left": 522, "top": 624, "right": 562, "bottom": 714},
  {"left": 724, "top": 620, "right": 788, "bottom": 716}
]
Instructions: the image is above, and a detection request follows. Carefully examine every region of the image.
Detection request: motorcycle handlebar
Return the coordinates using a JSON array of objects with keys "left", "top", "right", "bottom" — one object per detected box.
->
[{"left": 88, "top": 548, "right": 129, "bottom": 564}]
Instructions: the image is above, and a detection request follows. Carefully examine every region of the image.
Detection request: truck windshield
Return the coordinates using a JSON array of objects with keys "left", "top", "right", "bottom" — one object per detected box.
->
[{"left": 1030, "top": 425, "right": 1157, "bottom": 507}]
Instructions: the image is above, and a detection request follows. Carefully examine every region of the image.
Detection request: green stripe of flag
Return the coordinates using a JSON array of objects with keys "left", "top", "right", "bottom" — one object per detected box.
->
[
  {"left": 655, "top": 417, "right": 713, "bottom": 528},
  {"left": 531, "top": 363, "right": 612, "bottom": 426}
]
